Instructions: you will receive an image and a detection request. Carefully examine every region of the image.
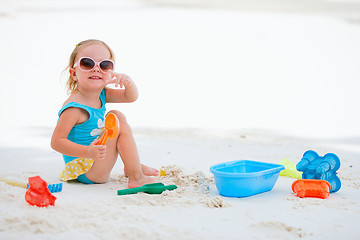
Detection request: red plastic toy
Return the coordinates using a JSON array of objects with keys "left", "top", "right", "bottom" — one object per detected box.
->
[
  {"left": 25, "top": 176, "right": 57, "bottom": 207},
  {"left": 292, "top": 179, "right": 331, "bottom": 199}
]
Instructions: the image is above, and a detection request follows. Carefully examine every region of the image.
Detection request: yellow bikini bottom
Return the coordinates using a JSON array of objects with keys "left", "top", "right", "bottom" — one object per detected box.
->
[{"left": 60, "top": 158, "right": 94, "bottom": 181}]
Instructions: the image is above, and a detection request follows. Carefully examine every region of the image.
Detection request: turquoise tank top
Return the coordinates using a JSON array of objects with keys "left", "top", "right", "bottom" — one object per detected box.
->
[{"left": 58, "top": 89, "right": 106, "bottom": 164}]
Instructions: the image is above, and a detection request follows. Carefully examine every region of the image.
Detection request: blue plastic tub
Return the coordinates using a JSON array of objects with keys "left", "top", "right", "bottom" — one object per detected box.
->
[{"left": 210, "top": 160, "right": 285, "bottom": 197}]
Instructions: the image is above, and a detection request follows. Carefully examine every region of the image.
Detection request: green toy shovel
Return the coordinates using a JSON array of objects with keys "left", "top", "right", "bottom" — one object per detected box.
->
[{"left": 117, "top": 183, "right": 177, "bottom": 195}]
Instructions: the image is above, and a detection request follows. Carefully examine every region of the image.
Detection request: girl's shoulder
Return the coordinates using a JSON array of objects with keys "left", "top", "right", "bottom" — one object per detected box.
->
[
  {"left": 59, "top": 94, "right": 90, "bottom": 124},
  {"left": 59, "top": 93, "right": 87, "bottom": 117},
  {"left": 62, "top": 93, "right": 80, "bottom": 108},
  {"left": 62, "top": 89, "right": 106, "bottom": 108}
]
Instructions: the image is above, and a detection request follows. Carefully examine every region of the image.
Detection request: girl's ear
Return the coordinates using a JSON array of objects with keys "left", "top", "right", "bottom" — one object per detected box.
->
[{"left": 69, "top": 68, "right": 78, "bottom": 81}]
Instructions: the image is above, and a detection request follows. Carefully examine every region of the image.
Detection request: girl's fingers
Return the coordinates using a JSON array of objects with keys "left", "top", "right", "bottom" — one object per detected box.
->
[
  {"left": 124, "top": 78, "right": 131, "bottom": 86},
  {"left": 109, "top": 70, "right": 118, "bottom": 78},
  {"left": 105, "top": 77, "right": 120, "bottom": 87},
  {"left": 105, "top": 79, "right": 114, "bottom": 85},
  {"left": 106, "top": 72, "right": 133, "bottom": 88},
  {"left": 120, "top": 77, "right": 125, "bottom": 88}
]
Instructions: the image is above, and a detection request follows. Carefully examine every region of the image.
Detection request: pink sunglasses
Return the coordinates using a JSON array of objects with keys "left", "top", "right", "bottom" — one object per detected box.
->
[{"left": 74, "top": 57, "right": 114, "bottom": 73}]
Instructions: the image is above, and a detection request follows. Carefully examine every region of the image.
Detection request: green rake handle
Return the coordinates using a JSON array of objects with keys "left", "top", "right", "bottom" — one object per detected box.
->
[{"left": 117, "top": 183, "right": 177, "bottom": 195}]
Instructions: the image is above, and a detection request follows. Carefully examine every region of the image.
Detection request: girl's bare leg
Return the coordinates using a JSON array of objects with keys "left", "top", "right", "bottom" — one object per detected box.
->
[
  {"left": 113, "top": 111, "right": 158, "bottom": 188},
  {"left": 85, "top": 111, "right": 158, "bottom": 187}
]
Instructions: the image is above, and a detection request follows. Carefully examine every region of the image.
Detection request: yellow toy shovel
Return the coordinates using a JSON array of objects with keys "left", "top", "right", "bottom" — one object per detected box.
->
[{"left": 0, "top": 177, "right": 63, "bottom": 193}]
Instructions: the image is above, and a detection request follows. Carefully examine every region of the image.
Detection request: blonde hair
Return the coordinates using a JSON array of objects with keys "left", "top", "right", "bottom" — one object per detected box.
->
[{"left": 65, "top": 39, "right": 115, "bottom": 94}]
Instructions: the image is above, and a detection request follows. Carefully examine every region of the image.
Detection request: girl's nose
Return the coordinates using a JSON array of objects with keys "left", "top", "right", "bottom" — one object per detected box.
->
[{"left": 92, "top": 64, "right": 101, "bottom": 72}]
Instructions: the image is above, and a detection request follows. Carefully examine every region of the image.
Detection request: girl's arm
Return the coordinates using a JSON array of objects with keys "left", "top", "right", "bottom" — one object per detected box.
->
[
  {"left": 105, "top": 72, "right": 138, "bottom": 103},
  {"left": 51, "top": 108, "right": 105, "bottom": 160}
]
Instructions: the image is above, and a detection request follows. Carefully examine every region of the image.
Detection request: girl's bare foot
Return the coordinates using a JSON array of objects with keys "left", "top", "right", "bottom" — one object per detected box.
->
[
  {"left": 128, "top": 175, "right": 158, "bottom": 188},
  {"left": 141, "top": 164, "right": 160, "bottom": 176},
  {"left": 124, "top": 164, "right": 159, "bottom": 177}
]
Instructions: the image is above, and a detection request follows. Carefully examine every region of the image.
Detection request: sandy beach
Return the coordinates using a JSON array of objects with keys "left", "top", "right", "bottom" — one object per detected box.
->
[
  {"left": 1, "top": 127, "right": 360, "bottom": 239},
  {"left": 1, "top": 0, "right": 360, "bottom": 239}
]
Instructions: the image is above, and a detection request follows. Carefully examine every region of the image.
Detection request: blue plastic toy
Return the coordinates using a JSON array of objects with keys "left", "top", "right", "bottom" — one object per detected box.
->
[
  {"left": 296, "top": 150, "right": 341, "bottom": 193},
  {"left": 210, "top": 160, "right": 284, "bottom": 198}
]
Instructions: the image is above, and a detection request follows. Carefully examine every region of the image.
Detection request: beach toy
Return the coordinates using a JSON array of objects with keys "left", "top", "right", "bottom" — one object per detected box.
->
[
  {"left": 0, "top": 177, "right": 63, "bottom": 193},
  {"left": 296, "top": 150, "right": 341, "bottom": 193},
  {"left": 210, "top": 160, "right": 284, "bottom": 198},
  {"left": 292, "top": 179, "right": 331, "bottom": 199},
  {"left": 117, "top": 183, "right": 177, "bottom": 195},
  {"left": 96, "top": 112, "right": 119, "bottom": 145},
  {"left": 279, "top": 158, "right": 302, "bottom": 179},
  {"left": 25, "top": 176, "right": 57, "bottom": 207},
  {"left": 159, "top": 169, "right": 166, "bottom": 177}
]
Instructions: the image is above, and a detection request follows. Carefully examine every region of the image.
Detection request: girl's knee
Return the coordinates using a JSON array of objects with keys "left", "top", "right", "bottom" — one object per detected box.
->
[
  {"left": 107, "top": 110, "right": 131, "bottom": 136},
  {"left": 108, "top": 110, "right": 127, "bottom": 123}
]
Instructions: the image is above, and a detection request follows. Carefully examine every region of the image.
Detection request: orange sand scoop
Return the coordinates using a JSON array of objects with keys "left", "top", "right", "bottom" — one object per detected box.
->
[
  {"left": 97, "top": 112, "right": 119, "bottom": 145},
  {"left": 292, "top": 179, "right": 331, "bottom": 199}
]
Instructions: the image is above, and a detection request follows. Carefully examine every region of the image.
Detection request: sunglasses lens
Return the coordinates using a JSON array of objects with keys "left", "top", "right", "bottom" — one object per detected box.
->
[
  {"left": 79, "top": 58, "right": 95, "bottom": 70},
  {"left": 100, "top": 60, "right": 114, "bottom": 72}
]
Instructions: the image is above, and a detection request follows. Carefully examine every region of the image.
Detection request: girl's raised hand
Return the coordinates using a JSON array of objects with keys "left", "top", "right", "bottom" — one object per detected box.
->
[{"left": 107, "top": 71, "right": 134, "bottom": 88}]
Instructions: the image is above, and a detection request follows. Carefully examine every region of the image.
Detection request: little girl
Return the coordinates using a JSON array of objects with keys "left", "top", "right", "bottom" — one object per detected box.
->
[{"left": 51, "top": 39, "right": 159, "bottom": 188}]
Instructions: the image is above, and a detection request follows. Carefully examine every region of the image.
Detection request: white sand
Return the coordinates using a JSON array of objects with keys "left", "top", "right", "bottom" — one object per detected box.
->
[
  {"left": 1, "top": 0, "right": 360, "bottom": 239},
  {"left": 0, "top": 127, "right": 359, "bottom": 239}
]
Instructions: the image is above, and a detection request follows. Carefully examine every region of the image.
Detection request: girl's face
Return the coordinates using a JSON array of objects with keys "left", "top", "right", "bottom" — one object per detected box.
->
[{"left": 70, "top": 43, "right": 113, "bottom": 91}]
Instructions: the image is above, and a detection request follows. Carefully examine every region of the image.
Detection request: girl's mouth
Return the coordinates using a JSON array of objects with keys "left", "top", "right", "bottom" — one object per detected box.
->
[{"left": 89, "top": 76, "right": 102, "bottom": 80}]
